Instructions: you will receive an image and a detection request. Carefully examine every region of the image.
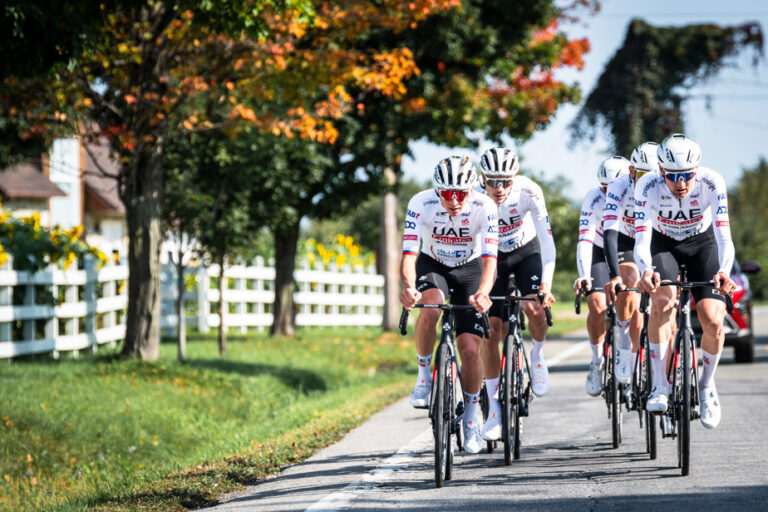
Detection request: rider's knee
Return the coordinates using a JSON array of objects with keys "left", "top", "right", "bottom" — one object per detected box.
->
[
  {"left": 698, "top": 312, "right": 723, "bottom": 338},
  {"left": 417, "top": 307, "right": 441, "bottom": 326}
]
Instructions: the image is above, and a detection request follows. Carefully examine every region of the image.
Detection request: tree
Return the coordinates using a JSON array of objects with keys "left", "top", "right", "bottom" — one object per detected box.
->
[
  {"left": 569, "top": 18, "right": 764, "bottom": 155},
  {"left": 729, "top": 158, "right": 768, "bottom": 300}
]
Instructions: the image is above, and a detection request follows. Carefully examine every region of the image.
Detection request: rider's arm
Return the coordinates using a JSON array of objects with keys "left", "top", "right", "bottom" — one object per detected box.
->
[
  {"left": 401, "top": 196, "right": 423, "bottom": 258},
  {"left": 528, "top": 183, "right": 557, "bottom": 286},
  {"left": 400, "top": 252, "right": 418, "bottom": 289},
  {"left": 576, "top": 193, "right": 597, "bottom": 282},
  {"left": 708, "top": 172, "right": 735, "bottom": 275},
  {"left": 602, "top": 180, "right": 623, "bottom": 280},
  {"left": 477, "top": 255, "right": 497, "bottom": 296},
  {"left": 633, "top": 176, "right": 655, "bottom": 277}
]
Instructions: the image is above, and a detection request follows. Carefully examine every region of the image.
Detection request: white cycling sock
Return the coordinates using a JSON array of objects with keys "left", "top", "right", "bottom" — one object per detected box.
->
[
  {"left": 591, "top": 342, "right": 603, "bottom": 365},
  {"left": 463, "top": 391, "right": 481, "bottom": 425},
  {"left": 616, "top": 318, "right": 632, "bottom": 350},
  {"left": 416, "top": 353, "right": 432, "bottom": 383},
  {"left": 650, "top": 342, "right": 669, "bottom": 391},
  {"left": 699, "top": 349, "right": 721, "bottom": 389},
  {"left": 531, "top": 339, "right": 545, "bottom": 362},
  {"left": 486, "top": 377, "right": 500, "bottom": 401}
]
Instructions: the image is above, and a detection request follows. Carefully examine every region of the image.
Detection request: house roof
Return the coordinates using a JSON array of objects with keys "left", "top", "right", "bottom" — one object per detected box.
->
[
  {"left": 83, "top": 140, "right": 125, "bottom": 214},
  {"left": 0, "top": 162, "right": 67, "bottom": 199}
]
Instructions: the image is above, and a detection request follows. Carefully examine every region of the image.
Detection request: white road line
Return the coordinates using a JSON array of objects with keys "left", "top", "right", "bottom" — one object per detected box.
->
[
  {"left": 304, "top": 428, "right": 433, "bottom": 512},
  {"left": 304, "top": 339, "right": 588, "bottom": 512}
]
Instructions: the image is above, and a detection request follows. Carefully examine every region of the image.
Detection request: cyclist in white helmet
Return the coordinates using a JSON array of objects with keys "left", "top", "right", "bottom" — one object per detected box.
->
[
  {"left": 575, "top": 156, "right": 630, "bottom": 397},
  {"left": 635, "top": 134, "right": 736, "bottom": 428},
  {"left": 473, "top": 147, "right": 556, "bottom": 442},
  {"left": 602, "top": 143, "right": 660, "bottom": 389},
  {"left": 401, "top": 154, "right": 498, "bottom": 454}
]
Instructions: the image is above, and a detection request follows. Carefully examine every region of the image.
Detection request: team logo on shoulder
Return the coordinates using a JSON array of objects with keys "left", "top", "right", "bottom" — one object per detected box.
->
[{"left": 462, "top": 217, "right": 470, "bottom": 225}]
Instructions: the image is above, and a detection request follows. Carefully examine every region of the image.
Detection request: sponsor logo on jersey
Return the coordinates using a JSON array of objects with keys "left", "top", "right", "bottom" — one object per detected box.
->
[
  {"left": 404, "top": 221, "right": 416, "bottom": 229},
  {"left": 716, "top": 220, "right": 730, "bottom": 227},
  {"left": 636, "top": 226, "right": 647, "bottom": 232},
  {"left": 580, "top": 219, "right": 590, "bottom": 227},
  {"left": 605, "top": 203, "right": 618, "bottom": 211},
  {"left": 484, "top": 238, "right": 498, "bottom": 245},
  {"left": 634, "top": 211, "right": 645, "bottom": 220},
  {"left": 717, "top": 206, "right": 728, "bottom": 214},
  {"left": 406, "top": 209, "right": 417, "bottom": 218},
  {"left": 403, "top": 234, "right": 418, "bottom": 241},
  {"left": 717, "top": 193, "right": 727, "bottom": 200},
  {"left": 604, "top": 214, "right": 618, "bottom": 221},
  {"left": 608, "top": 192, "right": 621, "bottom": 201},
  {"left": 462, "top": 217, "right": 470, "bottom": 225}
]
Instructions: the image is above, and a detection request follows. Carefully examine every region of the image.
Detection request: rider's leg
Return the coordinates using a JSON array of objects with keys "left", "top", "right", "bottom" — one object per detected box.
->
[
  {"left": 586, "top": 291, "right": 608, "bottom": 362},
  {"left": 481, "top": 317, "right": 503, "bottom": 383},
  {"left": 408, "top": 288, "right": 444, "bottom": 407},
  {"left": 697, "top": 298, "right": 726, "bottom": 386},
  {"left": 615, "top": 263, "right": 640, "bottom": 383},
  {"left": 521, "top": 297, "right": 547, "bottom": 358},
  {"left": 648, "top": 286, "right": 676, "bottom": 392},
  {"left": 457, "top": 332, "right": 484, "bottom": 422}
]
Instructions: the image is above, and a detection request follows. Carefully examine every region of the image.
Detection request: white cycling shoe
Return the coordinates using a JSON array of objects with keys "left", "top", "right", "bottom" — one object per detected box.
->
[
  {"left": 614, "top": 348, "right": 632, "bottom": 385},
  {"left": 586, "top": 361, "right": 602, "bottom": 397},
  {"left": 646, "top": 386, "right": 669, "bottom": 413},
  {"left": 464, "top": 418, "right": 484, "bottom": 454},
  {"left": 700, "top": 384, "right": 721, "bottom": 429},
  {"left": 482, "top": 401, "right": 502, "bottom": 441},
  {"left": 408, "top": 379, "right": 431, "bottom": 409},
  {"left": 531, "top": 357, "right": 550, "bottom": 397}
]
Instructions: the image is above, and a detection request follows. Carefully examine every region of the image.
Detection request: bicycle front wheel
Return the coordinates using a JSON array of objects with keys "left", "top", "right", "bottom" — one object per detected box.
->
[
  {"left": 502, "top": 335, "right": 514, "bottom": 465},
  {"left": 512, "top": 336, "right": 523, "bottom": 460},
  {"left": 642, "top": 335, "right": 657, "bottom": 459},
  {"left": 680, "top": 330, "right": 692, "bottom": 476},
  {"left": 433, "top": 344, "right": 451, "bottom": 487}
]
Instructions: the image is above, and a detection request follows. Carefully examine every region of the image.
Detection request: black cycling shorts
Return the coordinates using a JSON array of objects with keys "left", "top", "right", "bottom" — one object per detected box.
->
[
  {"left": 618, "top": 233, "right": 635, "bottom": 265},
  {"left": 489, "top": 239, "right": 543, "bottom": 319},
  {"left": 415, "top": 254, "right": 485, "bottom": 337},
  {"left": 650, "top": 226, "right": 724, "bottom": 304},
  {"left": 587, "top": 246, "right": 610, "bottom": 296}
]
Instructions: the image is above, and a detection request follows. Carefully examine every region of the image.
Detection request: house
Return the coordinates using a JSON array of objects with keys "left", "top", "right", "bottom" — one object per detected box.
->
[{"left": 0, "top": 159, "right": 66, "bottom": 227}]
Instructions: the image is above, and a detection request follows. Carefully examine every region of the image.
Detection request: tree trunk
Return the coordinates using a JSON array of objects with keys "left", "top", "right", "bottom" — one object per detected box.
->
[
  {"left": 121, "top": 149, "right": 163, "bottom": 360},
  {"left": 175, "top": 242, "right": 186, "bottom": 363},
  {"left": 218, "top": 254, "right": 227, "bottom": 357},
  {"left": 270, "top": 221, "right": 300, "bottom": 337},
  {"left": 381, "top": 168, "right": 401, "bottom": 331}
]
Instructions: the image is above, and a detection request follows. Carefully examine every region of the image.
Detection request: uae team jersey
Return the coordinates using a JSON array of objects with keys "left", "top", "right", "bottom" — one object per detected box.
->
[
  {"left": 603, "top": 174, "right": 636, "bottom": 238},
  {"left": 474, "top": 176, "right": 556, "bottom": 285},
  {"left": 634, "top": 166, "right": 735, "bottom": 276},
  {"left": 576, "top": 186, "right": 606, "bottom": 280},
  {"left": 402, "top": 189, "right": 498, "bottom": 267}
]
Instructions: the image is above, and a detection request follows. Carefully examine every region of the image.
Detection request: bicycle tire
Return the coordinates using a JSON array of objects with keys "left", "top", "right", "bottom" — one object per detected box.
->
[
  {"left": 611, "top": 368, "right": 621, "bottom": 448},
  {"left": 643, "top": 336, "right": 658, "bottom": 459},
  {"left": 513, "top": 334, "right": 523, "bottom": 460},
  {"left": 680, "top": 330, "right": 692, "bottom": 476},
  {"left": 502, "top": 334, "right": 514, "bottom": 466},
  {"left": 433, "top": 344, "right": 450, "bottom": 487}
]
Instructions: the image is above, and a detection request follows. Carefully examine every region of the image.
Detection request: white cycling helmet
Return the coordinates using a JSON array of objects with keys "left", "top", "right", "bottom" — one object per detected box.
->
[
  {"left": 657, "top": 134, "right": 701, "bottom": 170},
  {"left": 630, "top": 142, "right": 660, "bottom": 172},
  {"left": 479, "top": 147, "right": 519, "bottom": 177},
  {"left": 433, "top": 155, "right": 477, "bottom": 190},
  {"left": 597, "top": 156, "right": 631, "bottom": 187}
]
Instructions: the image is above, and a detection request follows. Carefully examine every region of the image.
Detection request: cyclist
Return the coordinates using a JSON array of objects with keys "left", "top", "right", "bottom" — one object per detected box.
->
[
  {"left": 473, "top": 147, "right": 556, "bottom": 442},
  {"left": 602, "top": 143, "right": 660, "bottom": 387},
  {"left": 400, "top": 155, "right": 498, "bottom": 453},
  {"left": 575, "top": 156, "right": 630, "bottom": 397},
  {"left": 635, "top": 134, "right": 736, "bottom": 429}
]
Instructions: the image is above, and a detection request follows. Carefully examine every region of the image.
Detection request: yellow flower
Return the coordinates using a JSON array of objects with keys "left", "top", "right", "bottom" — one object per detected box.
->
[
  {"left": 336, "top": 234, "right": 345, "bottom": 245},
  {"left": 349, "top": 244, "right": 360, "bottom": 258},
  {"left": 336, "top": 254, "right": 346, "bottom": 266},
  {"left": 31, "top": 212, "right": 40, "bottom": 231},
  {"left": 344, "top": 236, "right": 354, "bottom": 250},
  {"left": 306, "top": 238, "right": 316, "bottom": 247},
  {"left": 307, "top": 253, "right": 316, "bottom": 265},
  {"left": 64, "top": 252, "right": 76, "bottom": 269}
]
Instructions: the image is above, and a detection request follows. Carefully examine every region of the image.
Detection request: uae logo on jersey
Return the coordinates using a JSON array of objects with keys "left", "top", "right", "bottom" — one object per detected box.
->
[
  {"left": 462, "top": 217, "right": 470, "bottom": 226},
  {"left": 691, "top": 199, "right": 699, "bottom": 206}
]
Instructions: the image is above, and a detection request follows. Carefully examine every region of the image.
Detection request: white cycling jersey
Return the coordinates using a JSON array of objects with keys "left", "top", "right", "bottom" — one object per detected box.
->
[
  {"left": 603, "top": 174, "right": 635, "bottom": 238},
  {"left": 402, "top": 189, "right": 498, "bottom": 267},
  {"left": 475, "top": 176, "right": 556, "bottom": 284},
  {"left": 634, "top": 166, "right": 735, "bottom": 276},
  {"left": 576, "top": 186, "right": 606, "bottom": 280}
]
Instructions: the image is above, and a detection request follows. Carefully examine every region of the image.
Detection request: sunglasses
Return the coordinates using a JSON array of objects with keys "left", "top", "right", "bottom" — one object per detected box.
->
[
  {"left": 663, "top": 170, "right": 696, "bottom": 182},
  {"left": 437, "top": 189, "right": 470, "bottom": 202},
  {"left": 485, "top": 178, "right": 513, "bottom": 188},
  {"left": 635, "top": 170, "right": 649, "bottom": 181}
]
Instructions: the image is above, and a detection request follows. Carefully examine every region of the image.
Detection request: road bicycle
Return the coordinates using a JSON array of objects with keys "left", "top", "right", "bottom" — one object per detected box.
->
[
  {"left": 399, "top": 304, "right": 490, "bottom": 487},
  {"left": 656, "top": 266, "right": 733, "bottom": 476},
  {"left": 576, "top": 283, "right": 638, "bottom": 448},
  {"left": 631, "top": 292, "right": 656, "bottom": 459},
  {"left": 489, "top": 290, "right": 552, "bottom": 465}
]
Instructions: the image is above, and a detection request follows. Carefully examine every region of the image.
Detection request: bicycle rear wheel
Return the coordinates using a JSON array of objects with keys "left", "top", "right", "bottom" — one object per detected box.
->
[
  {"left": 680, "top": 331, "right": 692, "bottom": 476},
  {"left": 611, "top": 369, "right": 621, "bottom": 448},
  {"left": 641, "top": 335, "right": 657, "bottom": 459},
  {"left": 433, "top": 344, "right": 451, "bottom": 487},
  {"left": 502, "top": 335, "right": 514, "bottom": 465},
  {"left": 480, "top": 383, "right": 493, "bottom": 454}
]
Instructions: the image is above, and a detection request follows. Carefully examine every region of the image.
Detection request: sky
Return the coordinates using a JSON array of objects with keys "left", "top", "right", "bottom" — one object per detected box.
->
[{"left": 401, "top": 0, "right": 768, "bottom": 201}]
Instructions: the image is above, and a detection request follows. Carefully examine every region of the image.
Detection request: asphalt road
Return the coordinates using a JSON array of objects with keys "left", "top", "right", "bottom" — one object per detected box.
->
[{"left": 201, "top": 307, "right": 768, "bottom": 511}]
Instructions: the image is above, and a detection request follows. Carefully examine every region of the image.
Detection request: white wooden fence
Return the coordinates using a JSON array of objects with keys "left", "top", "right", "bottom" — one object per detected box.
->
[{"left": 0, "top": 257, "right": 384, "bottom": 359}]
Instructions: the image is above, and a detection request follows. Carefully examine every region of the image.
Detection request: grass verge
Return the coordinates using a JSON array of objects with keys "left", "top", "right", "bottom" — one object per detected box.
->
[{"left": 0, "top": 328, "right": 412, "bottom": 511}]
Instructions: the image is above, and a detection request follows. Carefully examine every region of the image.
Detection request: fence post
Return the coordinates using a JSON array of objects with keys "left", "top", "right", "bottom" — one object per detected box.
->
[
  {"left": 84, "top": 255, "right": 96, "bottom": 353},
  {"left": 0, "top": 255, "right": 11, "bottom": 342},
  {"left": 197, "top": 265, "right": 209, "bottom": 333}
]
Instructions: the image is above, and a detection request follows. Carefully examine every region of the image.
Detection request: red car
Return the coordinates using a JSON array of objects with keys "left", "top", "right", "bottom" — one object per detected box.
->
[{"left": 691, "top": 259, "right": 761, "bottom": 363}]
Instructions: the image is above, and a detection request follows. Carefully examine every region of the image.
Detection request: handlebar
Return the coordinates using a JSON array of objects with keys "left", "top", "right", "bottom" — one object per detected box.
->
[
  {"left": 399, "top": 305, "right": 491, "bottom": 338},
  {"left": 658, "top": 280, "right": 734, "bottom": 315},
  {"left": 574, "top": 281, "right": 588, "bottom": 315},
  {"left": 489, "top": 294, "right": 553, "bottom": 327}
]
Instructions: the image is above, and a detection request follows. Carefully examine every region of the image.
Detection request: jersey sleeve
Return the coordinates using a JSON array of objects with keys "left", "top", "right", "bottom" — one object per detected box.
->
[
  {"left": 576, "top": 193, "right": 597, "bottom": 280},
  {"left": 527, "top": 182, "right": 556, "bottom": 285},
  {"left": 602, "top": 180, "right": 623, "bottom": 279},
  {"left": 480, "top": 199, "right": 499, "bottom": 259},
  {"left": 402, "top": 195, "right": 422, "bottom": 256},
  {"left": 633, "top": 178, "right": 655, "bottom": 276},
  {"left": 709, "top": 173, "right": 735, "bottom": 274}
]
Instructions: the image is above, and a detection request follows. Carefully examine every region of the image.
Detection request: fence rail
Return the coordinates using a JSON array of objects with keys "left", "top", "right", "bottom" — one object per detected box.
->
[{"left": 1, "top": 257, "right": 384, "bottom": 359}]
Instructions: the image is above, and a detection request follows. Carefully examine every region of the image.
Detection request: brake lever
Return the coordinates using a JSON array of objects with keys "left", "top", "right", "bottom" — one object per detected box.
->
[
  {"left": 399, "top": 308, "right": 410, "bottom": 335},
  {"left": 724, "top": 294, "right": 734, "bottom": 315},
  {"left": 481, "top": 313, "right": 491, "bottom": 339},
  {"left": 544, "top": 306, "right": 553, "bottom": 327}
]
